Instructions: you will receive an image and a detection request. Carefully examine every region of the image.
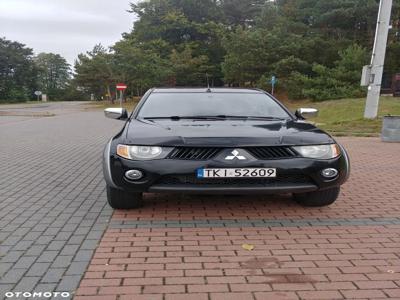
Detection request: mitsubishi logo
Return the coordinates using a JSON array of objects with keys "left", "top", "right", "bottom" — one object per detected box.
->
[{"left": 225, "top": 149, "right": 247, "bottom": 160}]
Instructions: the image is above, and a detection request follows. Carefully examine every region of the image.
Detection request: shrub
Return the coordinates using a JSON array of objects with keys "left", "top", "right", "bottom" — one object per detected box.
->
[{"left": 287, "top": 44, "right": 368, "bottom": 101}]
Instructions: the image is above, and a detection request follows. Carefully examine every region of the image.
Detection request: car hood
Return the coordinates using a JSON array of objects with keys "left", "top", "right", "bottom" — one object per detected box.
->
[{"left": 124, "top": 119, "right": 335, "bottom": 147}]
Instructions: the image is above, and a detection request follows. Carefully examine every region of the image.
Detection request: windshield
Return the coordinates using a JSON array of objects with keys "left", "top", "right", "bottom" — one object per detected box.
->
[{"left": 137, "top": 92, "right": 291, "bottom": 119}]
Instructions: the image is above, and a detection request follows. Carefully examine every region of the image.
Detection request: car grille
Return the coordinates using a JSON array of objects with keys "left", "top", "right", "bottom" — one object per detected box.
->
[
  {"left": 246, "top": 146, "right": 298, "bottom": 159},
  {"left": 156, "top": 174, "right": 312, "bottom": 186},
  {"left": 168, "top": 147, "right": 221, "bottom": 160},
  {"left": 167, "top": 146, "right": 298, "bottom": 160}
]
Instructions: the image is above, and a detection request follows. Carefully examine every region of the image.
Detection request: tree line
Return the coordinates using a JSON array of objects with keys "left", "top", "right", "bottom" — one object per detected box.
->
[
  {"left": 0, "top": 38, "right": 83, "bottom": 103},
  {"left": 2, "top": 0, "right": 400, "bottom": 103}
]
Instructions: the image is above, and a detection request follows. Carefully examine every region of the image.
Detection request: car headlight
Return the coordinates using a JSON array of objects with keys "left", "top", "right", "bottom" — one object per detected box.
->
[
  {"left": 117, "top": 145, "right": 172, "bottom": 160},
  {"left": 293, "top": 144, "right": 341, "bottom": 159}
]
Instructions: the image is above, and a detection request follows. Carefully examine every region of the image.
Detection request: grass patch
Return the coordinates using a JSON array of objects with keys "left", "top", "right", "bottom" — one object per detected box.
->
[
  {"left": 86, "top": 98, "right": 140, "bottom": 112},
  {"left": 0, "top": 111, "right": 55, "bottom": 117},
  {"left": 283, "top": 96, "right": 400, "bottom": 136},
  {"left": 0, "top": 100, "right": 59, "bottom": 105}
]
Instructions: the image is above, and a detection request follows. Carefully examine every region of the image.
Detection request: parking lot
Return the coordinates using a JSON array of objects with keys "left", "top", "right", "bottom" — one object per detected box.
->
[{"left": 1, "top": 102, "right": 400, "bottom": 300}]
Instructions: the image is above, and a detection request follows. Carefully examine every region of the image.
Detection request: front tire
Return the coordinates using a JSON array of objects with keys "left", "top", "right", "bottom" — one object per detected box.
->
[
  {"left": 294, "top": 186, "right": 340, "bottom": 207},
  {"left": 106, "top": 185, "right": 143, "bottom": 209}
]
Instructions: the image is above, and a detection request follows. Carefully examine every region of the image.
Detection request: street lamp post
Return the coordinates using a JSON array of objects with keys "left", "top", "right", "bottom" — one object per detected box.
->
[{"left": 363, "top": 0, "right": 393, "bottom": 119}]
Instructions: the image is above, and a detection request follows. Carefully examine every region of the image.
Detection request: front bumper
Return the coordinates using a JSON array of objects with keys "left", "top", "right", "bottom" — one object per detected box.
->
[
  {"left": 104, "top": 141, "right": 350, "bottom": 194},
  {"left": 148, "top": 183, "right": 318, "bottom": 194}
]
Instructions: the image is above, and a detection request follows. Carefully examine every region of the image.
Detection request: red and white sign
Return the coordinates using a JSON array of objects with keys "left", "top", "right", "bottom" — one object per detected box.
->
[{"left": 116, "top": 83, "right": 127, "bottom": 91}]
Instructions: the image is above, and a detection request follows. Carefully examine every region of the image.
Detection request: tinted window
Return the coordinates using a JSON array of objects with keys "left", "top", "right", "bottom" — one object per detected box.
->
[{"left": 137, "top": 93, "right": 290, "bottom": 118}]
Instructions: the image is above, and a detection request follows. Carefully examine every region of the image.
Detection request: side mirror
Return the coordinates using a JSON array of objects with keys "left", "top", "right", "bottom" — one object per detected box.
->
[
  {"left": 104, "top": 108, "right": 128, "bottom": 120},
  {"left": 295, "top": 108, "right": 319, "bottom": 119}
]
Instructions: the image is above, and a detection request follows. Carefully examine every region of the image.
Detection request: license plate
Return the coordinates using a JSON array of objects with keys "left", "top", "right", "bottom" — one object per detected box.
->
[{"left": 197, "top": 168, "right": 277, "bottom": 178}]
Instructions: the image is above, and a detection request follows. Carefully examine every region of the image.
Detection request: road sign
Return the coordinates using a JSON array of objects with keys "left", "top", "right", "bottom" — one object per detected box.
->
[
  {"left": 116, "top": 84, "right": 127, "bottom": 108},
  {"left": 116, "top": 83, "right": 127, "bottom": 91},
  {"left": 270, "top": 76, "right": 277, "bottom": 95},
  {"left": 34, "top": 91, "right": 42, "bottom": 101}
]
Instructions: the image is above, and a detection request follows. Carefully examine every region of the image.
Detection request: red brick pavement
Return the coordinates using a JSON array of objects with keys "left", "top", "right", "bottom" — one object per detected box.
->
[{"left": 75, "top": 138, "right": 400, "bottom": 300}]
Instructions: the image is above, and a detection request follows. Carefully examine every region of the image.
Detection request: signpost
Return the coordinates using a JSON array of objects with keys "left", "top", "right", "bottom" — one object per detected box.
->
[
  {"left": 270, "top": 76, "right": 277, "bottom": 96},
  {"left": 34, "top": 91, "right": 42, "bottom": 101},
  {"left": 116, "top": 83, "right": 127, "bottom": 107}
]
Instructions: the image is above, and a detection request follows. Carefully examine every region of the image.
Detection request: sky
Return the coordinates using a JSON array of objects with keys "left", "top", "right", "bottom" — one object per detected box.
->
[{"left": 0, "top": 0, "right": 136, "bottom": 66}]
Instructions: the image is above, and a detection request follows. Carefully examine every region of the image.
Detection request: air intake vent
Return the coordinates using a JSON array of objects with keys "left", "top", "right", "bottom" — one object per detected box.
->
[
  {"left": 157, "top": 174, "right": 312, "bottom": 186},
  {"left": 246, "top": 146, "right": 298, "bottom": 159},
  {"left": 168, "top": 147, "right": 220, "bottom": 160}
]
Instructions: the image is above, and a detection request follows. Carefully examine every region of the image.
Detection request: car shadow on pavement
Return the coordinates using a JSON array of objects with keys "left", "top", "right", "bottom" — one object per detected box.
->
[
  {"left": 111, "top": 192, "right": 330, "bottom": 221},
  {"left": 145, "top": 192, "right": 297, "bottom": 209}
]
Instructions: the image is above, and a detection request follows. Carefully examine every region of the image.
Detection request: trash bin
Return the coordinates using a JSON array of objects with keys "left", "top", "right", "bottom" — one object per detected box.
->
[{"left": 382, "top": 115, "right": 400, "bottom": 142}]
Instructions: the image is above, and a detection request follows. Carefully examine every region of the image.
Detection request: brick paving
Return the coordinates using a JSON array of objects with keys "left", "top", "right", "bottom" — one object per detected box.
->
[
  {"left": 74, "top": 138, "right": 400, "bottom": 299},
  {"left": 1, "top": 103, "right": 400, "bottom": 300}
]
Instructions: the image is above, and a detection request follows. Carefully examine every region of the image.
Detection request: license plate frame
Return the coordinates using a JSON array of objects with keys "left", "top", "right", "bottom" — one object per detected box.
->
[{"left": 197, "top": 168, "right": 277, "bottom": 178}]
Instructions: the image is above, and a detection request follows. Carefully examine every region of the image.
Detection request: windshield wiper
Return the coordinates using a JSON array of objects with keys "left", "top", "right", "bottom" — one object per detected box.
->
[
  {"left": 142, "top": 115, "right": 287, "bottom": 121},
  {"left": 214, "top": 115, "right": 287, "bottom": 121},
  {"left": 143, "top": 116, "right": 224, "bottom": 120}
]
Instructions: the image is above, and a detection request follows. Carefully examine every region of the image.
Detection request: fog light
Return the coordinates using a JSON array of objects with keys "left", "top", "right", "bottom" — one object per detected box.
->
[
  {"left": 125, "top": 170, "right": 143, "bottom": 180},
  {"left": 321, "top": 168, "right": 338, "bottom": 179}
]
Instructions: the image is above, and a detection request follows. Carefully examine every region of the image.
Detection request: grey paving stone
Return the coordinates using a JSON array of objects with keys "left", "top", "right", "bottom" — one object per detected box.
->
[
  {"left": 35, "top": 236, "right": 56, "bottom": 245},
  {"left": 0, "top": 284, "right": 14, "bottom": 298},
  {"left": 42, "top": 227, "right": 62, "bottom": 236},
  {"left": 0, "top": 106, "right": 121, "bottom": 293},
  {"left": 37, "top": 251, "right": 59, "bottom": 263},
  {"left": 26, "top": 262, "right": 51, "bottom": 277},
  {"left": 0, "top": 245, "right": 12, "bottom": 256},
  {"left": 1, "top": 251, "right": 24, "bottom": 263},
  {"left": 1, "top": 269, "right": 27, "bottom": 284},
  {"left": 73, "top": 227, "right": 91, "bottom": 235},
  {"left": 13, "top": 240, "right": 35, "bottom": 251},
  {"left": 67, "top": 235, "right": 86, "bottom": 245},
  {"left": 61, "top": 224, "right": 79, "bottom": 232},
  {"left": 1, "top": 236, "right": 21, "bottom": 246},
  {"left": 53, "top": 231, "right": 73, "bottom": 241},
  {"left": 12, "top": 227, "right": 31, "bottom": 236},
  {"left": 13, "top": 256, "right": 37, "bottom": 269},
  {"left": 51, "top": 256, "right": 73, "bottom": 268},
  {"left": 65, "top": 261, "right": 90, "bottom": 276},
  {"left": 46, "top": 241, "right": 66, "bottom": 251},
  {"left": 59, "top": 245, "right": 79, "bottom": 256},
  {"left": 56, "top": 275, "right": 81, "bottom": 291},
  {"left": 14, "top": 276, "right": 41, "bottom": 291},
  {"left": 25, "top": 245, "right": 46, "bottom": 256},
  {"left": 86, "top": 231, "right": 105, "bottom": 240},
  {"left": 0, "top": 262, "right": 13, "bottom": 277},
  {"left": 0, "top": 232, "right": 10, "bottom": 240},
  {"left": 41, "top": 268, "right": 66, "bottom": 283},
  {"left": 31, "top": 224, "right": 48, "bottom": 232},
  {"left": 73, "top": 250, "right": 93, "bottom": 262},
  {"left": 79, "top": 240, "right": 99, "bottom": 250},
  {"left": 110, "top": 217, "right": 400, "bottom": 229},
  {"left": 23, "top": 231, "right": 43, "bottom": 241},
  {"left": 67, "top": 217, "right": 84, "bottom": 224}
]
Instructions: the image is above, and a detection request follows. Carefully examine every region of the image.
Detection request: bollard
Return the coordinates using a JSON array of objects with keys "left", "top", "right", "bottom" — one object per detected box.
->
[{"left": 382, "top": 115, "right": 400, "bottom": 142}]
